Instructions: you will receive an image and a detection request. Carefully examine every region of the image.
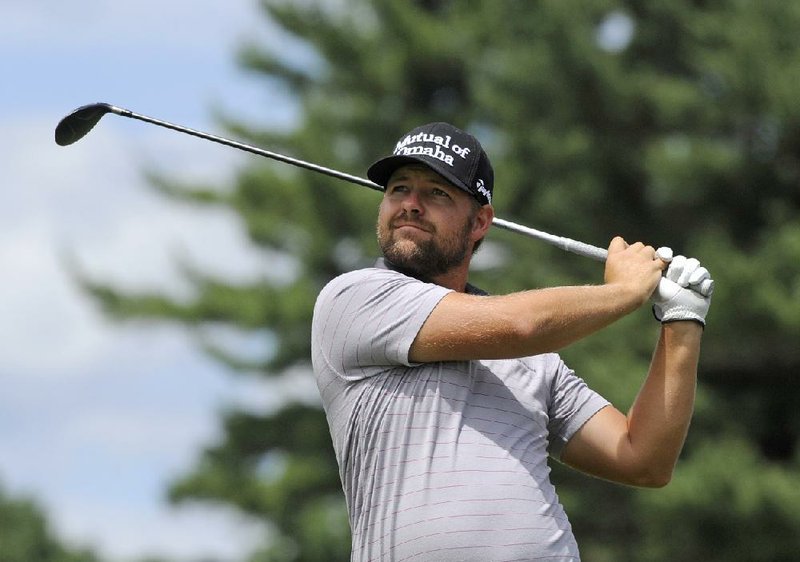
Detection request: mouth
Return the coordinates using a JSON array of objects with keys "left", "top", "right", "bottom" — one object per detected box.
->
[{"left": 391, "top": 221, "right": 432, "bottom": 234}]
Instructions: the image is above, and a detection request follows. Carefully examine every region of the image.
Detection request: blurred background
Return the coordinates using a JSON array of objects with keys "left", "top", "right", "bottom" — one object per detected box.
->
[{"left": 2, "top": 1, "right": 799, "bottom": 561}]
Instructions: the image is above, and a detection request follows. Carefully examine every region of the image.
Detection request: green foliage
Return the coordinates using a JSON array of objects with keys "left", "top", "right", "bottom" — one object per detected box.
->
[
  {"left": 84, "top": 0, "right": 800, "bottom": 560},
  {"left": 637, "top": 439, "right": 800, "bottom": 562},
  {"left": 0, "top": 483, "right": 101, "bottom": 562}
]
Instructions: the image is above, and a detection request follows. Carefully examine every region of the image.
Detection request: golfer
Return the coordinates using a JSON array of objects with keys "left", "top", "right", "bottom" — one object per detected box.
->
[{"left": 311, "top": 122, "right": 712, "bottom": 561}]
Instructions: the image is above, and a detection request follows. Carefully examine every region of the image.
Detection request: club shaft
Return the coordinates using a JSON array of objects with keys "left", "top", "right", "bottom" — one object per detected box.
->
[
  {"left": 103, "top": 105, "right": 609, "bottom": 261},
  {"left": 73, "top": 104, "right": 724, "bottom": 292},
  {"left": 108, "top": 106, "right": 383, "bottom": 192},
  {"left": 491, "top": 218, "right": 607, "bottom": 261},
  {"left": 59, "top": 103, "right": 714, "bottom": 295}
]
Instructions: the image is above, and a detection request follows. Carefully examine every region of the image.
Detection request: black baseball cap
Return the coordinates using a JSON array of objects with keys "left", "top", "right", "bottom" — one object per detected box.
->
[{"left": 367, "top": 122, "right": 494, "bottom": 205}]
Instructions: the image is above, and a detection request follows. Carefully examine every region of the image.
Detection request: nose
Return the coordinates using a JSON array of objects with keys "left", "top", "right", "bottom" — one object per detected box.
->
[{"left": 400, "top": 189, "right": 424, "bottom": 216}]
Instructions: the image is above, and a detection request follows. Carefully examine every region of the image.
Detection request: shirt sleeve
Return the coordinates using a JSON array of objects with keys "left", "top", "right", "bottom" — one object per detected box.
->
[
  {"left": 312, "top": 268, "right": 451, "bottom": 381},
  {"left": 546, "top": 358, "right": 611, "bottom": 459}
]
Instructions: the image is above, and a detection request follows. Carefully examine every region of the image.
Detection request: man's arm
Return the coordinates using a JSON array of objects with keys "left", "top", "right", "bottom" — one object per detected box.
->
[
  {"left": 409, "top": 237, "right": 665, "bottom": 363},
  {"left": 559, "top": 256, "right": 712, "bottom": 487},
  {"left": 560, "top": 321, "right": 701, "bottom": 487}
]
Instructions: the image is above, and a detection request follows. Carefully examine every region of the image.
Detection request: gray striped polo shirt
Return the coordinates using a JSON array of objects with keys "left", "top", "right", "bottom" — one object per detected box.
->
[{"left": 311, "top": 265, "right": 609, "bottom": 561}]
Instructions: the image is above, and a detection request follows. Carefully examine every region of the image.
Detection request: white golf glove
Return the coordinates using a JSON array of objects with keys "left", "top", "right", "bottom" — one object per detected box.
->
[{"left": 651, "top": 251, "right": 713, "bottom": 326}]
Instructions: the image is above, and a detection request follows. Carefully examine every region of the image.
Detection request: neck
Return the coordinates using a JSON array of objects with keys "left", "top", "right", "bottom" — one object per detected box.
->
[
  {"left": 386, "top": 258, "right": 470, "bottom": 292},
  {"left": 429, "top": 262, "right": 471, "bottom": 292}
]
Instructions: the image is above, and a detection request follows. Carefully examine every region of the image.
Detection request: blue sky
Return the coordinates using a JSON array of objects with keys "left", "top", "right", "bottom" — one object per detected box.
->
[{"left": 0, "top": 2, "right": 317, "bottom": 560}]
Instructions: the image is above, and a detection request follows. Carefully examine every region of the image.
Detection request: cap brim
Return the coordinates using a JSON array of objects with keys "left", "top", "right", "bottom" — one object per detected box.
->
[
  {"left": 367, "top": 154, "right": 471, "bottom": 197},
  {"left": 367, "top": 155, "right": 419, "bottom": 189}
]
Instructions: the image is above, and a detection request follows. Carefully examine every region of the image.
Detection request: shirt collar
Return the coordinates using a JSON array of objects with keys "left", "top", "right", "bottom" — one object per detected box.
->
[{"left": 373, "top": 257, "right": 488, "bottom": 296}]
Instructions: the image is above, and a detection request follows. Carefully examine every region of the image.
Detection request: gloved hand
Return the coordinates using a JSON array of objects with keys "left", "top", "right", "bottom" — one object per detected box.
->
[{"left": 651, "top": 252, "right": 713, "bottom": 326}]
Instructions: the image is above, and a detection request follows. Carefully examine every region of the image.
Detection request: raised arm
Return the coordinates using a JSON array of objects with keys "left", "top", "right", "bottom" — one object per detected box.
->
[
  {"left": 560, "top": 322, "right": 701, "bottom": 487},
  {"left": 560, "top": 258, "right": 712, "bottom": 487},
  {"left": 409, "top": 237, "right": 666, "bottom": 363}
]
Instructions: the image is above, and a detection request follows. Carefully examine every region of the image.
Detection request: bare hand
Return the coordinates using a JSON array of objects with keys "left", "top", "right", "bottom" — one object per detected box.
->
[{"left": 604, "top": 236, "right": 666, "bottom": 308}]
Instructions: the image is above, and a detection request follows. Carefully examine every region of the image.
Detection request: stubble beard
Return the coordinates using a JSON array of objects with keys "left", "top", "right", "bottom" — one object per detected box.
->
[{"left": 377, "top": 215, "right": 474, "bottom": 280}]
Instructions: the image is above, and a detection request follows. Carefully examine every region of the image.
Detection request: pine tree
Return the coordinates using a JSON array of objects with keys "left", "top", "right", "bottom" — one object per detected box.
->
[
  {"left": 84, "top": 1, "right": 800, "bottom": 560},
  {"left": 0, "top": 483, "right": 102, "bottom": 562}
]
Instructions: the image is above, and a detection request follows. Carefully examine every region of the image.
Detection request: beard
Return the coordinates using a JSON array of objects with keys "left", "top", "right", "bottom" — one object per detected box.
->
[{"left": 377, "top": 214, "right": 474, "bottom": 280}]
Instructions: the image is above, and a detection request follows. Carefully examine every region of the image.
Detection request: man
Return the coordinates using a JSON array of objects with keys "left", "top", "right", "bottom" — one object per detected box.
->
[{"left": 311, "top": 122, "right": 712, "bottom": 561}]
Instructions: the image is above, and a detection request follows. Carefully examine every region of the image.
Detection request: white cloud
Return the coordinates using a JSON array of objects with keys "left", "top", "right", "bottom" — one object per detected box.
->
[
  {"left": 0, "top": 222, "right": 106, "bottom": 372},
  {"left": 0, "top": 1, "right": 316, "bottom": 559},
  {"left": 55, "top": 500, "right": 267, "bottom": 562},
  {"left": 0, "top": 117, "right": 272, "bottom": 373},
  {"left": 1, "top": 0, "right": 298, "bottom": 130},
  {"left": 0, "top": 333, "right": 268, "bottom": 561},
  {"left": 6, "top": 92, "right": 329, "bottom": 559},
  {"left": 0, "top": 0, "right": 265, "bottom": 50},
  {"left": 0, "top": 83, "right": 282, "bottom": 562}
]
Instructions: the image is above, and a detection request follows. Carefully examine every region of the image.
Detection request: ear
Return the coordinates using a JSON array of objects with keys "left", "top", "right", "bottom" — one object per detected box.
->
[{"left": 471, "top": 205, "right": 494, "bottom": 241}]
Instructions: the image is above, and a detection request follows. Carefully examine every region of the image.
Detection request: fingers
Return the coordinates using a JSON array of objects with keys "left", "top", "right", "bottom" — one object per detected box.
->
[
  {"left": 666, "top": 256, "right": 704, "bottom": 286},
  {"left": 678, "top": 258, "right": 701, "bottom": 286},
  {"left": 688, "top": 266, "right": 710, "bottom": 286},
  {"left": 605, "top": 238, "right": 666, "bottom": 304},
  {"left": 656, "top": 247, "right": 673, "bottom": 263},
  {"left": 611, "top": 238, "right": 664, "bottom": 261},
  {"left": 609, "top": 237, "right": 714, "bottom": 300},
  {"left": 665, "top": 255, "right": 687, "bottom": 284},
  {"left": 664, "top": 254, "right": 713, "bottom": 296},
  {"left": 622, "top": 240, "right": 659, "bottom": 261},
  {"left": 608, "top": 236, "right": 629, "bottom": 254},
  {"left": 686, "top": 265, "right": 712, "bottom": 296},
  {"left": 630, "top": 242, "right": 667, "bottom": 272}
]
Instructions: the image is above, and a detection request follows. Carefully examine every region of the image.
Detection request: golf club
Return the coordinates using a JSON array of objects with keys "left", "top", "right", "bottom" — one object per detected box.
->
[{"left": 55, "top": 102, "right": 713, "bottom": 296}]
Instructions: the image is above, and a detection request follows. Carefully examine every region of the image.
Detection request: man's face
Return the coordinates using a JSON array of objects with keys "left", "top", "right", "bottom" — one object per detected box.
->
[{"left": 376, "top": 164, "right": 479, "bottom": 279}]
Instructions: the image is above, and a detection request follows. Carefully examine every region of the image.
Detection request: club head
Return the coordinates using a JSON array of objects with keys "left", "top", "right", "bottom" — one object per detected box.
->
[{"left": 55, "top": 103, "right": 116, "bottom": 146}]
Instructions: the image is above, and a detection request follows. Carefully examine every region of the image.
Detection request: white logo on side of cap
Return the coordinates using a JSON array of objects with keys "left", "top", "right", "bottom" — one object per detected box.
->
[{"left": 476, "top": 178, "right": 491, "bottom": 203}]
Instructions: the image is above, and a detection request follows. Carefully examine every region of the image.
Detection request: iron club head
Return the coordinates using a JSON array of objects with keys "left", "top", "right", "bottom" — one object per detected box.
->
[{"left": 54, "top": 103, "right": 117, "bottom": 146}]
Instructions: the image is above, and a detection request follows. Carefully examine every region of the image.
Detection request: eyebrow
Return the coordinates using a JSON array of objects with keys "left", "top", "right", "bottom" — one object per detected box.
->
[{"left": 387, "top": 171, "right": 451, "bottom": 188}]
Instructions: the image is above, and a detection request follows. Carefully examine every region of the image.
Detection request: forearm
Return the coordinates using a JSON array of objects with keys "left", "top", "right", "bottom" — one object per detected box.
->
[
  {"left": 625, "top": 321, "right": 702, "bottom": 484},
  {"left": 500, "top": 284, "right": 644, "bottom": 356},
  {"left": 560, "top": 249, "right": 711, "bottom": 487},
  {"left": 411, "top": 283, "right": 643, "bottom": 362}
]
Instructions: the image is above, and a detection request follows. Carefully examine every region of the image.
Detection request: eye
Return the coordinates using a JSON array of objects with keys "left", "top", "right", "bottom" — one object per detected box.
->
[
  {"left": 432, "top": 187, "right": 451, "bottom": 199},
  {"left": 387, "top": 184, "right": 409, "bottom": 194}
]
